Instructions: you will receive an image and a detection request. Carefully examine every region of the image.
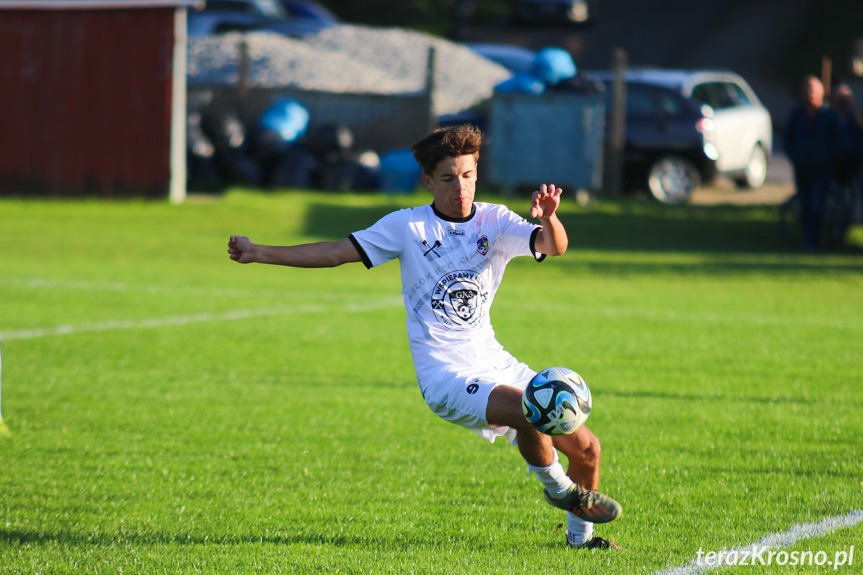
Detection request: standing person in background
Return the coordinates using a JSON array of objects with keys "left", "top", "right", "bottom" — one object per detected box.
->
[
  {"left": 783, "top": 75, "right": 842, "bottom": 251},
  {"left": 831, "top": 83, "right": 863, "bottom": 186}
]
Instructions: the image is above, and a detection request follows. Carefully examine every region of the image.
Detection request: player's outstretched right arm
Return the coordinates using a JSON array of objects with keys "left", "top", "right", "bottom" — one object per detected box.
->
[{"left": 227, "top": 235, "right": 362, "bottom": 268}]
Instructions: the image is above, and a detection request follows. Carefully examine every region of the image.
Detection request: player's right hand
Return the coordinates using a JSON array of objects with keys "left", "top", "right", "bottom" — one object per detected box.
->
[
  {"left": 228, "top": 235, "right": 255, "bottom": 264},
  {"left": 530, "top": 183, "right": 562, "bottom": 219}
]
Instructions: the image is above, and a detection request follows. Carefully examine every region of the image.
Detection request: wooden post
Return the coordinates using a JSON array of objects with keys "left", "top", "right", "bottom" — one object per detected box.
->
[
  {"left": 606, "top": 47, "right": 627, "bottom": 199},
  {"left": 424, "top": 46, "right": 438, "bottom": 134},
  {"left": 822, "top": 55, "right": 832, "bottom": 98},
  {"left": 237, "top": 39, "right": 250, "bottom": 103}
]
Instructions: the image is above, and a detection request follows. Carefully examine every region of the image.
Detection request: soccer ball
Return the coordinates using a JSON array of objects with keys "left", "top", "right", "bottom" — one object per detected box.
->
[{"left": 522, "top": 367, "right": 592, "bottom": 436}]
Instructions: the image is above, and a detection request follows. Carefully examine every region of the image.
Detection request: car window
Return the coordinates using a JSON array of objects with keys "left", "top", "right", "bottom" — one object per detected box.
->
[
  {"left": 655, "top": 90, "right": 683, "bottom": 115},
  {"left": 692, "top": 82, "right": 737, "bottom": 110},
  {"left": 724, "top": 82, "right": 753, "bottom": 107},
  {"left": 256, "top": 0, "right": 287, "bottom": 18},
  {"left": 690, "top": 84, "right": 713, "bottom": 107},
  {"left": 625, "top": 85, "right": 682, "bottom": 116},
  {"left": 626, "top": 85, "right": 659, "bottom": 115}
]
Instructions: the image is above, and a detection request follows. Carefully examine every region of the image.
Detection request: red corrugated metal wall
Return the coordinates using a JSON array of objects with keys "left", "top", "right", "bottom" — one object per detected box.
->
[{"left": 0, "top": 9, "right": 174, "bottom": 197}]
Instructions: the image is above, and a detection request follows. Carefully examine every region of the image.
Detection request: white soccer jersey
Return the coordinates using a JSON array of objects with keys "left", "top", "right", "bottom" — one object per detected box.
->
[{"left": 349, "top": 202, "right": 544, "bottom": 391}]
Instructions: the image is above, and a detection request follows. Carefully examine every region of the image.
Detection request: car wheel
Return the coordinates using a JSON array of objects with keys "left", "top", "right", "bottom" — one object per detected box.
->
[
  {"left": 734, "top": 144, "right": 767, "bottom": 189},
  {"left": 647, "top": 155, "right": 700, "bottom": 204}
]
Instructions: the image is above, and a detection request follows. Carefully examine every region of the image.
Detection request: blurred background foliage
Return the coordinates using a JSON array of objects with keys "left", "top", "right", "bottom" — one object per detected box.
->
[
  {"left": 781, "top": 0, "right": 863, "bottom": 91},
  {"left": 314, "top": 0, "right": 507, "bottom": 38},
  {"left": 317, "top": 0, "right": 863, "bottom": 92}
]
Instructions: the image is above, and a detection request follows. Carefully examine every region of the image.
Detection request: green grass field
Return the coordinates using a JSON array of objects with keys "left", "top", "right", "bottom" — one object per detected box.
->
[{"left": 1, "top": 190, "right": 862, "bottom": 574}]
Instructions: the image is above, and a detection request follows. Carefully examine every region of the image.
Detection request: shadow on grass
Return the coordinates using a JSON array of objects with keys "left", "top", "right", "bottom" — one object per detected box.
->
[
  {"left": 302, "top": 200, "right": 791, "bottom": 251},
  {"left": 552, "top": 207, "right": 863, "bottom": 268},
  {"left": 558, "top": 209, "right": 787, "bottom": 254},
  {"left": 302, "top": 202, "right": 402, "bottom": 240},
  {"left": 301, "top": 199, "right": 863, "bottom": 275}
]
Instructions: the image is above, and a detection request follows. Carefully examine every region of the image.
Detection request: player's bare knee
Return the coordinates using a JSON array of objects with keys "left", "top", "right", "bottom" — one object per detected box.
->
[
  {"left": 583, "top": 432, "right": 601, "bottom": 464},
  {"left": 572, "top": 428, "right": 600, "bottom": 462},
  {"left": 554, "top": 427, "right": 600, "bottom": 464}
]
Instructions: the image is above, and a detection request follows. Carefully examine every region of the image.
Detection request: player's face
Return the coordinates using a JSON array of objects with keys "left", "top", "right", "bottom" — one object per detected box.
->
[{"left": 423, "top": 155, "right": 477, "bottom": 219}]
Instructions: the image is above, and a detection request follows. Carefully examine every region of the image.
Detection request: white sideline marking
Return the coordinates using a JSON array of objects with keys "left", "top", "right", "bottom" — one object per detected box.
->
[
  {"left": 655, "top": 510, "right": 863, "bottom": 575},
  {"left": 5, "top": 277, "right": 860, "bottom": 331},
  {"left": 0, "top": 276, "right": 309, "bottom": 300},
  {"left": 0, "top": 297, "right": 402, "bottom": 342}
]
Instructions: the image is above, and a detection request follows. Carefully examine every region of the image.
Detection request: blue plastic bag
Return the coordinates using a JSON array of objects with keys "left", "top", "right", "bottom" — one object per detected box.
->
[
  {"left": 531, "top": 48, "right": 577, "bottom": 86},
  {"left": 380, "top": 148, "right": 423, "bottom": 194},
  {"left": 259, "top": 99, "right": 310, "bottom": 143},
  {"left": 494, "top": 72, "right": 546, "bottom": 95}
]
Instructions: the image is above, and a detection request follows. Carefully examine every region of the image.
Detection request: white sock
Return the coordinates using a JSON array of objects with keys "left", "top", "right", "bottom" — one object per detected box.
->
[
  {"left": 527, "top": 450, "right": 573, "bottom": 498},
  {"left": 567, "top": 513, "right": 594, "bottom": 547}
]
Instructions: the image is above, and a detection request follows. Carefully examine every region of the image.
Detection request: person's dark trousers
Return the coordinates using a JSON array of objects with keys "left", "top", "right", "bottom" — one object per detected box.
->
[{"left": 795, "top": 174, "right": 831, "bottom": 250}]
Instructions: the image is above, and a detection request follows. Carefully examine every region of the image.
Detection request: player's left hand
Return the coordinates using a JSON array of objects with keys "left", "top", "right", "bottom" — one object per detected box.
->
[{"left": 530, "top": 183, "right": 562, "bottom": 219}]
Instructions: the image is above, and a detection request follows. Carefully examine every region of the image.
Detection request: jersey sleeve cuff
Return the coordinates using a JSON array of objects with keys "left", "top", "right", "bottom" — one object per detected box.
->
[
  {"left": 529, "top": 227, "right": 547, "bottom": 263},
  {"left": 348, "top": 234, "right": 374, "bottom": 269}
]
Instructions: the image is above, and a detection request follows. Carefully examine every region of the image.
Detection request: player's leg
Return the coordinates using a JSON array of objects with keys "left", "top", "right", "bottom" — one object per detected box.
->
[
  {"left": 486, "top": 384, "right": 580, "bottom": 505},
  {"left": 486, "top": 384, "right": 555, "bottom": 467},
  {"left": 547, "top": 424, "right": 620, "bottom": 522},
  {"left": 552, "top": 426, "right": 610, "bottom": 547},
  {"left": 435, "top": 376, "right": 620, "bottom": 549},
  {"left": 552, "top": 425, "right": 600, "bottom": 490},
  {"left": 486, "top": 385, "right": 621, "bottom": 526}
]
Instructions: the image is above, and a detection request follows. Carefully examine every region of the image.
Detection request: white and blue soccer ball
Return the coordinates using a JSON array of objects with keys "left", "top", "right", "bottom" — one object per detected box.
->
[{"left": 522, "top": 367, "right": 592, "bottom": 436}]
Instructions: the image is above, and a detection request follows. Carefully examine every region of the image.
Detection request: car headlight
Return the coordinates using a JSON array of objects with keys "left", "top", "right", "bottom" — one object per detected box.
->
[{"left": 703, "top": 143, "right": 719, "bottom": 161}]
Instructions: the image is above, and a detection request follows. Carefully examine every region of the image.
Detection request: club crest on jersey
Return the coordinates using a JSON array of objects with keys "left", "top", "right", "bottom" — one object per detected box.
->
[
  {"left": 430, "top": 270, "right": 488, "bottom": 330},
  {"left": 476, "top": 236, "right": 489, "bottom": 256}
]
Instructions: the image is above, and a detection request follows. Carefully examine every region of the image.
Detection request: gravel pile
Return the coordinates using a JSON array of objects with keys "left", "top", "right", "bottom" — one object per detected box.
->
[{"left": 187, "top": 24, "right": 512, "bottom": 116}]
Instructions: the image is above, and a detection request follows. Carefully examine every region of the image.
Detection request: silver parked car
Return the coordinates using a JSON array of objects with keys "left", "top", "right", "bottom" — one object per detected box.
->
[{"left": 619, "top": 69, "right": 773, "bottom": 189}]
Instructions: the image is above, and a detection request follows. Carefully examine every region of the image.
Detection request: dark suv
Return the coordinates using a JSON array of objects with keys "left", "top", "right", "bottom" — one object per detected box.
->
[{"left": 596, "top": 78, "right": 718, "bottom": 203}]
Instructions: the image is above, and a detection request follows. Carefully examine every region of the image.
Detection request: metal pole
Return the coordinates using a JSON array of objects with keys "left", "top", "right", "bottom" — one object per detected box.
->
[
  {"left": 169, "top": 7, "right": 188, "bottom": 205},
  {"left": 606, "top": 47, "right": 627, "bottom": 199}
]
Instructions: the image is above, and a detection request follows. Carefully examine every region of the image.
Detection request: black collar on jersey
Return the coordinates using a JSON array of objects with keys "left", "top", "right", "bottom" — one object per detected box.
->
[{"left": 430, "top": 202, "right": 476, "bottom": 223}]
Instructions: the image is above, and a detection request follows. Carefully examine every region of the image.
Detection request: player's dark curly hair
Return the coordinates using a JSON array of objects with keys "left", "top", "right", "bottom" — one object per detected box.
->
[{"left": 410, "top": 124, "right": 483, "bottom": 175}]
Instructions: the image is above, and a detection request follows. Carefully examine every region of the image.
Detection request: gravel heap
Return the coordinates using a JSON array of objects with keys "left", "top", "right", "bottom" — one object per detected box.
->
[{"left": 187, "top": 24, "right": 512, "bottom": 116}]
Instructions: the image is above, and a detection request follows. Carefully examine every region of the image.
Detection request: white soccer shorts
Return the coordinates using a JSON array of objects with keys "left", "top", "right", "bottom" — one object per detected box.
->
[{"left": 419, "top": 359, "right": 537, "bottom": 444}]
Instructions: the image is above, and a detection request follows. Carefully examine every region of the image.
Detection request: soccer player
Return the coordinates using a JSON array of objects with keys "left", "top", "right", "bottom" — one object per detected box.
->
[{"left": 227, "top": 125, "right": 623, "bottom": 549}]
